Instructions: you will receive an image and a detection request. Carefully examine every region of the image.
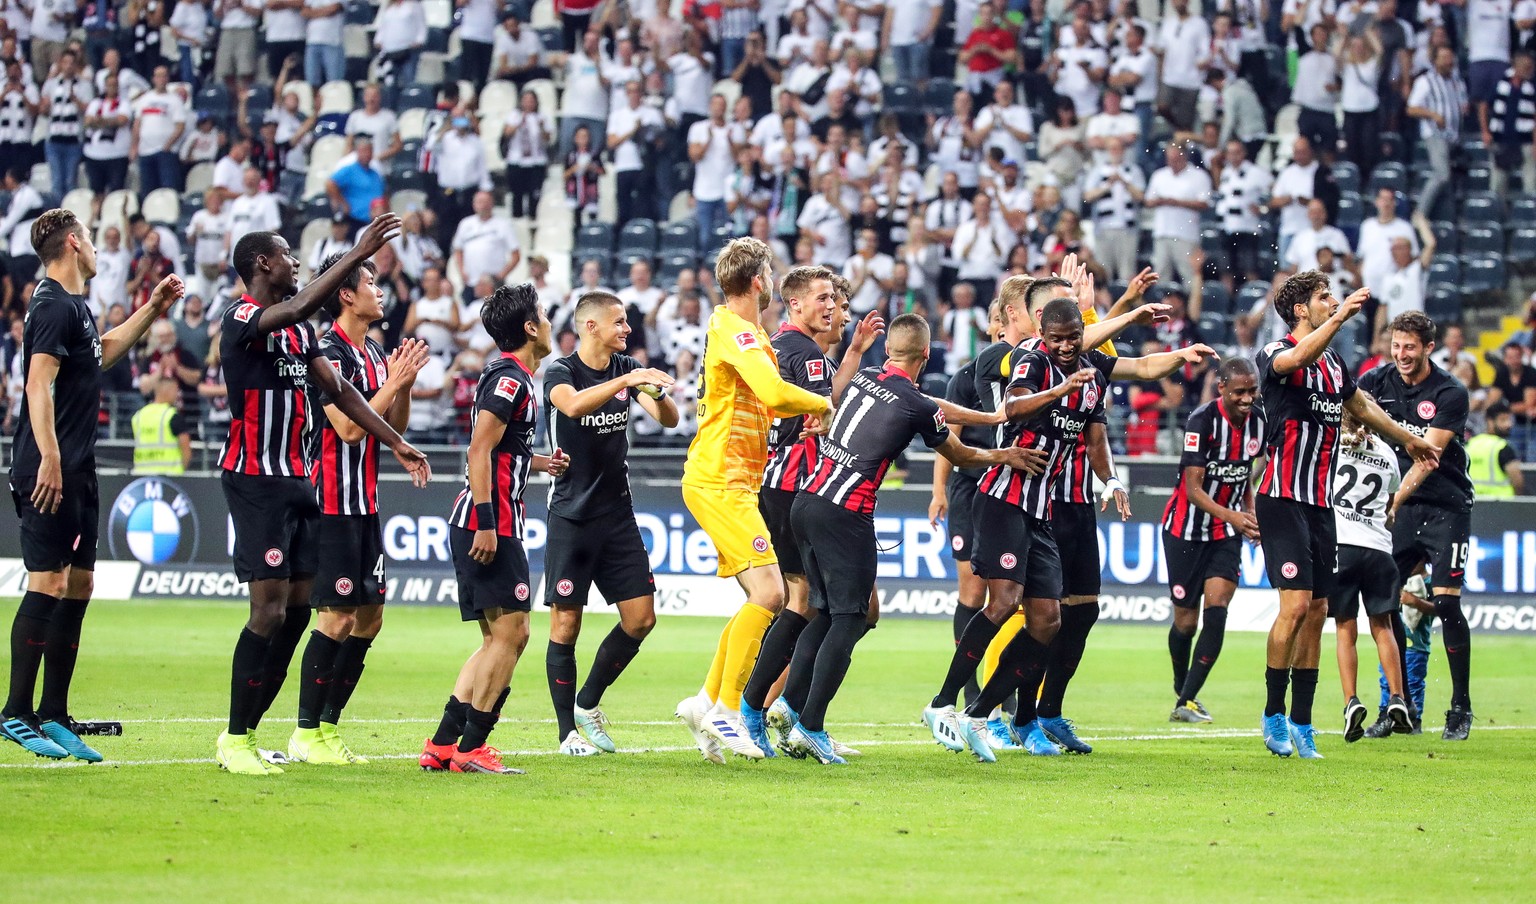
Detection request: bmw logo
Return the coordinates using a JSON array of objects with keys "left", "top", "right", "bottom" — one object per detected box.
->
[{"left": 107, "top": 478, "right": 200, "bottom": 564}]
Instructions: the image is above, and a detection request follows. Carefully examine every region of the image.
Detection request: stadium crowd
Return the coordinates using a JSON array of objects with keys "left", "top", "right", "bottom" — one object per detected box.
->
[{"left": 2, "top": 0, "right": 1536, "bottom": 468}]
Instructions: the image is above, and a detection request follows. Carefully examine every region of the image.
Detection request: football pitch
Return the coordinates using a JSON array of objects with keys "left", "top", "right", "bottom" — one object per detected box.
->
[{"left": 3, "top": 600, "right": 1534, "bottom": 903}]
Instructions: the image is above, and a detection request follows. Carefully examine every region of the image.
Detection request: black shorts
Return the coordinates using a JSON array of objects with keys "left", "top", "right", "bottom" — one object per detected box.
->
[
  {"left": 1255, "top": 495, "right": 1336, "bottom": 598},
  {"left": 946, "top": 474, "right": 979, "bottom": 562},
  {"left": 312, "top": 513, "right": 386, "bottom": 607},
  {"left": 1329, "top": 545, "right": 1400, "bottom": 620},
  {"left": 221, "top": 471, "right": 320, "bottom": 582},
  {"left": 791, "top": 492, "right": 876, "bottom": 616},
  {"left": 542, "top": 510, "right": 655, "bottom": 607},
  {"left": 758, "top": 487, "right": 803, "bottom": 576},
  {"left": 1162, "top": 531, "right": 1242, "bottom": 609},
  {"left": 1052, "top": 501, "right": 1102, "bottom": 598},
  {"left": 10, "top": 469, "right": 99, "bottom": 573},
  {"left": 450, "top": 526, "right": 532, "bottom": 620},
  {"left": 969, "top": 493, "right": 1063, "bottom": 600},
  {"left": 1391, "top": 503, "right": 1471, "bottom": 591}
]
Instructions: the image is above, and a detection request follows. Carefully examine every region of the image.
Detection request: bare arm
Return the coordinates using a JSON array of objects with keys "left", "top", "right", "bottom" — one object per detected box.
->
[
  {"left": 1343, "top": 390, "right": 1441, "bottom": 469},
  {"left": 929, "top": 453, "right": 951, "bottom": 525},
  {"left": 1271, "top": 289, "right": 1365, "bottom": 376},
  {"left": 322, "top": 340, "right": 430, "bottom": 443},
  {"left": 1004, "top": 369, "right": 1095, "bottom": 421},
  {"left": 548, "top": 366, "right": 675, "bottom": 418},
  {"left": 24, "top": 356, "right": 63, "bottom": 513},
  {"left": 310, "top": 346, "right": 431, "bottom": 485},
  {"left": 257, "top": 214, "right": 400, "bottom": 334},
  {"left": 1109, "top": 344, "right": 1219, "bottom": 381},
  {"left": 102, "top": 275, "right": 185, "bottom": 368},
  {"left": 1184, "top": 463, "right": 1260, "bottom": 538},
  {"left": 934, "top": 432, "right": 1048, "bottom": 472}
]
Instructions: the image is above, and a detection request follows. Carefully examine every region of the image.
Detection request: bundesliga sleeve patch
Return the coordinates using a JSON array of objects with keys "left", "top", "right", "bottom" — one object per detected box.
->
[
  {"left": 493, "top": 375, "right": 519, "bottom": 401},
  {"left": 1184, "top": 431, "right": 1201, "bottom": 452},
  {"left": 1012, "top": 361, "right": 1031, "bottom": 379},
  {"left": 934, "top": 409, "right": 947, "bottom": 430},
  {"left": 806, "top": 359, "right": 825, "bottom": 380},
  {"left": 735, "top": 330, "right": 759, "bottom": 350},
  {"left": 233, "top": 302, "right": 260, "bottom": 323}
]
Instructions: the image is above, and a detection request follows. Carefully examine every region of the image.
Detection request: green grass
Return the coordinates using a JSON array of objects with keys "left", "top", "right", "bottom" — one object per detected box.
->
[{"left": 2, "top": 600, "right": 1534, "bottom": 903}]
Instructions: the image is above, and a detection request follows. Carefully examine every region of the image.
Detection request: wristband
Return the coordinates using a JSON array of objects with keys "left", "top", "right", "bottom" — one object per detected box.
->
[
  {"left": 474, "top": 502, "right": 496, "bottom": 530},
  {"left": 1099, "top": 478, "right": 1126, "bottom": 502}
]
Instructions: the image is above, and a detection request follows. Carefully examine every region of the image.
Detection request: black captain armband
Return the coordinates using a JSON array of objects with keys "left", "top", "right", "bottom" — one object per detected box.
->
[{"left": 475, "top": 502, "right": 497, "bottom": 530}]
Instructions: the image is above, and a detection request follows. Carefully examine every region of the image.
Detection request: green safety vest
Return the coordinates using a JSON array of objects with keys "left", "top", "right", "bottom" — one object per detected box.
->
[
  {"left": 1465, "top": 432, "right": 1515, "bottom": 499},
  {"left": 132, "top": 402, "right": 184, "bottom": 475}
]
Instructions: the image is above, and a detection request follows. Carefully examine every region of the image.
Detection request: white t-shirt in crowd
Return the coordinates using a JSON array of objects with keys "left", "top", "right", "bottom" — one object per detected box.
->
[
  {"left": 688, "top": 119, "right": 736, "bottom": 202},
  {"left": 842, "top": 252, "right": 894, "bottom": 314},
  {"left": 1157, "top": 14, "right": 1211, "bottom": 90},
  {"left": 1285, "top": 224, "right": 1351, "bottom": 271},
  {"left": 1357, "top": 216, "right": 1418, "bottom": 288},
  {"left": 1146, "top": 165, "right": 1212, "bottom": 238},
  {"left": 132, "top": 90, "right": 188, "bottom": 156},
  {"left": 1467, "top": 0, "right": 1514, "bottom": 63},
  {"left": 887, "top": 0, "right": 938, "bottom": 45},
  {"left": 304, "top": 0, "right": 343, "bottom": 45},
  {"left": 668, "top": 52, "right": 715, "bottom": 117},
  {"left": 451, "top": 214, "right": 520, "bottom": 284},
  {"left": 1272, "top": 161, "right": 1319, "bottom": 237},
  {"left": 410, "top": 294, "right": 459, "bottom": 356}
]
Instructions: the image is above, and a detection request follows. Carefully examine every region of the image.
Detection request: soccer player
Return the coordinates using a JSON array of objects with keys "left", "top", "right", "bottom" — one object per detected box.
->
[
  {"left": 541, "top": 290, "right": 679, "bottom": 757},
  {"left": 287, "top": 253, "right": 433, "bottom": 765},
  {"left": 1358, "top": 311, "right": 1476, "bottom": 740},
  {"left": 1163, "top": 357, "right": 1265, "bottom": 723},
  {"left": 420, "top": 284, "right": 568, "bottom": 775},
  {"left": 1328, "top": 409, "right": 1413, "bottom": 741},
  {"left": 215, "top": 217, "right": 431, "bottom": 777},
  {"left": 1254, "top": 272, "right": 1437, "bottom": 760},
  {"left": 673, "top": 237, "right": 835, "bottom": 763},
  {"left": 783, "top": 314, "right": 1046, "bottom": 763},
  {"left": 1, "top": 210, "right": 183, "bottom": 762}
]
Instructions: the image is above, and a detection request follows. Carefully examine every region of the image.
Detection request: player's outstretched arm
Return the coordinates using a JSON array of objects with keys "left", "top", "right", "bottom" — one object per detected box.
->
[
  {"left": 1109, "top": 343, "right": 1219, "bottom": 381},
  {"left": 832, "top": 311, "right": 886, "bottom": 403},
  {"left": 311, "top": 351, "right": 431, "bottom": 486},
  {"left": 935, "top": 433, "right": 1049, "bottom": 475},
  {"left": 1083, "top": 302, "right": 1172, "bottom": 352},
  {"left": 929, "top": 394, "right": 1004, "bottom": 426},
  {"left": 1271, "top": 287, "right": 1366, "bottom": 376},
  {"left": 1003, "top": 368, "right": 1095, "bottom": 422},
  {"left": 259, "top": 213, "right": 402, "bottom": 335},
  {"left": 731, "top": 336, "right": 833, "bottom": 417},
  {"left": 102, "top": 274, "right": 185, "bottom": 368},
  {"left": 1344, "top": 388, "right": 1441, "bottom": 470}
]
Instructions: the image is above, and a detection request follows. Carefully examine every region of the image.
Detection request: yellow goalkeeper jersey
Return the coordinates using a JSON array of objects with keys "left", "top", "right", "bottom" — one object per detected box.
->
[{"left": 682, "top": 306, "right": 831, "bottom": 492}]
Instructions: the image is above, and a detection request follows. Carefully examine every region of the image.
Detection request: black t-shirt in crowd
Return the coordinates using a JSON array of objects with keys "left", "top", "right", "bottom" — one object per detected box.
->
[
  {"left": 543, "top": 350, "right": 640, "bottom": 520},
  {"left": 10, "top": 278, "right": 103, "bottom": 478},
  {"left": 1492, "top": 361, "right": 1536, "bottom": 424}
]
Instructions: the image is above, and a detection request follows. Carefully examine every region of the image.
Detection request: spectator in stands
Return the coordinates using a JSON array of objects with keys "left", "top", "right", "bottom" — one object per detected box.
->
[
  {"left": 1085, "top": 135, "right": 1145, "bottom": 284},
  {"left": 93, "top": 48, "right": 148, "bottom": 101},
  {"left": 1039, "top": 99, "right": 1087, "bottom": 208},
  {"left": 658, "top": 289, "right": 707, "bottom": 366},
  {"left": 1040, "top": 208, "right": 1092, "bottom": 272},
  {"left": 1484, "top": 51, "right": 1536, "bottom": 198},
  {"left": 451, "top": 190, "right": 520, "bottom": 296},
  {"left": 1284, "top": 198, "right": 1353, "bottom": 273},
  {"left": 212, "top": 136, "right": 251, "bottom": 199},
  {"left": 131, "top": 65, "right": 187, "bottom": 197},
  {"left": 883, "top": 0, "right": 943, "bottom": 87},
  {"left": 128, "top": 230, "right": 177, "bottom": 314},
  {"left": 1271, "top": 136, "right": 1321, "bottom": 264},
  {"left": 91, "top": 225, "right": 132, "bottom": 316},
  {"left": 210, "top": 0, "right": 261, "bottom": 94},
  {"left": 1357, "top": 186, "right": 1418, "bottom": 290},
  {"left": 689, "top": 94, "right": 740, "bottom": 252},
  {"left": 1213, "top": 66, "right": 1265, "bottom": 162},
  {"left": 1491, "top": 342, "right": 1536, "bottom": 436},
  {"left": 1433, "top": 323, "right": 1480, "bottom": 371},
  {"left": 225, "top": 167, "right": 281, "bottom": 256},
  {"left": 1, "top": 166, "right": 44, "bottom": 296},
  {"left": 186, "top": 188, "right": 230, "bottom": 293},
  {"left": 328, "top": 135, "right": 386, "bottom": 230},
  {"left": 180, "top": 111, "right": 224, "bottom": 169},
  {"left": 501, "top": 90, "right": 551, "bottom": 221},
  {"left": 940, "top": 281, "right": 989, "bottom": 373},
  {"left": 0, "top": 60, "right": 40, "bottom": 172},
  {"left": 929, "top": 88, "right": 980, "bottom": 198},
  {"left": 1085, "top": 88, "right": 1137, "bottom": 166},
  {"left": 373, "top": 0, "right": 426, "bottom": 87},
  {"left": 1053, "top": 14, "right": 1110, "bottom": 119},
  {"left": 732, "top": 33, "right": 782, "bottom": 120},
  {"left": 492, "top": 15, "right": 551, "bottom": 87},
  {"left": 31, "top": 0, "right": 73, "bottom": 78},
  {"left": 618, "top": 259, "right": 665, "bottom": 323},
  {"left": 1338, "top": 29, "right": 1384, "bottom": 179},
  {"left": 1468, "top": 0, "right": 1518, "bottom": 109},
  {"left": 1292, "top": 24, "right": 1340, "bottom": 154},
  {"left": 169, "top": 0, "right": 210, "bottom": 86},
  {"left": 41, "top": 49, "right": 93, "bottom": 196},
  {"left": 1215, "top": 138, "right": 1271, "bottom": 288},
  {"left": 83, "top": 74, "right": 133, "bottom": 218},
  {"left": 347, "top": 84, "right": 403, "bottom": 165},
  {"left": 128, "top": 213, "right": 185, "bottom": 275},
  {"left": 798, "top": 169, "right": 854, "bottom": 268},
  {"left": 1153, "top": 0, "right": 1209, "bottom": 136},
  {"left": 126, "top": 0, "right": 168, "bottom": 76},
  {"left": 392, "top": 209, "right": 440, "bottom": 281},
  {"left": 175, "top": 292, "right": 214, "bottom": 362},
  {"left": 3, "top": 316, "right": 23, "bottom": 433},
  {"left": 1409, "top": 45, "right": 1469, "bottom": 224},
  {"left": 843, "top": 226, "right": 895, "bottom": 315},
  {"left": 554, "top": 30, "right": 611, "bottom": 156},
  {"left": 609, "top": 79, "right": 665, "bottom": 228},
  {"left": 263, "top": 0, "right": 306, "bottom": 82},
  {"left": 407, "top": 338, "right": 453, "bottom": 441},
  {"left": 310, "top": 211, "right": 355, "bottom": 273},
  {"left": 302, "top": 0, "right": 346, "bottom": 86},
  {"left": 1375, "top": 234, "right": 1435, "bottom": 332},
  {"left": 951, "top": 192, "right": 1009, "bottom": 304},
  {"left": 1146, "top": 142, "right": 1211, "bottom": 288},
  {"left": 564, "top": 124, "right": 604, "bottom": 226},
  {"left": 960, "top": 2, "right": 1017, "bottom": 100},
  {"left": 404, "top": 266, "right": 461, "bottom": 359}
]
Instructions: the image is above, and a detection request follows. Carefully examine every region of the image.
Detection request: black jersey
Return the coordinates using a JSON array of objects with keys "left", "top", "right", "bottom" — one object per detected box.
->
[
  {"left": 1358, "top": 362, "right": 1473, "bottom": 513},
  {"left": 310, "top": 327, "right": 388, "bottom": 516},
  {"left": 448, "top": 353, "right": 539, "bottom": 538},
  {"left": 762, "top": 325, "right": 833, "bottom": 493},
  {"left": 1256, "top": 334, "right": 1357, "bottom": 507},
  {"left": 972, "top": 339, "right": 1013, "bottom": 438},
  {"left": 1162, "top": 398, "right": 1266, "bottom": 541},
  {"left": 10, "top": 278, "right": 102, "bottom": 478},
  {"left": 803, "top": 364, "right": 950, "bottom": 514},
  {"left": 544, "top": 351, "right": 640, "bottom": 519},
  {"left": 945, "top": 358, "right": 994, "bottom": 480},
  {"left": 978, "top": 346, "right": 1109, "bottom": 519},
  {"left": 217, "top": 295, "right": 321, "bottom": 478}
]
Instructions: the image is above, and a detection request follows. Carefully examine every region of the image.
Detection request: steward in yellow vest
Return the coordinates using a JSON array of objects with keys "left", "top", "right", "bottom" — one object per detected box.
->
[{"left": 132, "top": 376, "right": 191, "bottom": 474}]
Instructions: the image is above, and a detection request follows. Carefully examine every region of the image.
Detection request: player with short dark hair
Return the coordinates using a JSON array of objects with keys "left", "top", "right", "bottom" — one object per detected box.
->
[
  {"left": 1, "top": 210, "right": 182, "bottom": 762},
  {"left": 419, "top": 284, "right": 568, "bottom": 775},
  {"left": 215, "top": 217, "right": 431, "bottom": 777},
  {"left": 540, "top": 291, "right": 679, "bottom": 757},
  {"left": 781, "top": 314, "right": 1045, "bottom": 763},
  {"left": 1329, "top": 409, "right": 1413, "bottom": 741},
  {"left": 1163, "top": 357, "right": 1264, "bottom": 723},
  {"left": 1254, "top": 271, "right": 1437, "bottom": 760},
  {"left": 1359, "top": 310, "right": 1476, "bottom": 740},
  {"left": 285, "top": 253, "right": 432, "bottom": 766}
]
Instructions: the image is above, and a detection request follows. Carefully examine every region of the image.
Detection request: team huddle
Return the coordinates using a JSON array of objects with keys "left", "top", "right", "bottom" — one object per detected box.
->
[{"left": 0, "top": 211, "right": 1479, "bottom": 772}]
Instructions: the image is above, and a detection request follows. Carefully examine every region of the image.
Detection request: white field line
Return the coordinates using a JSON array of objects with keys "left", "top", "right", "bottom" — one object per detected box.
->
[{"left": 3, "top": 726, "right": 1532, "bottom": 769}]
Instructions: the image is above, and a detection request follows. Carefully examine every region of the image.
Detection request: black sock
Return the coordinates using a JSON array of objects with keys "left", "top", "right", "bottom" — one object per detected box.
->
[
  {"left": 36, "top": 597, "right": 88, "bottom": 723},
  {"left": 966, "top": 631, "right": 1048, "bottom": 719},
  {"left": 742, "top": 610, "right": 807, "bottom": 710},
  {"left": 954, "top": 604, "right": 983, "bottom": 706},
  {"left": 229, "top": 628, "right": 272, "bottom": 735},
  {"left": 296, "top": 630, "right": 342, "bottom": 730},
  {"left": 931, "top": 611, "right": 1001, "bottom": 709},
  {"left": 1036, "top": 603, "right": 1099, "bottom": 720},
  {"left": 1178, "top": 607, "right": 1227, "bottom": 705},
  {"left": 577, "top": 624, "right": 645, "bottom": 710},
  {"left": 492, "top": 685, "right": 511, "bottom": 720},
  {"left": 457, "top": 705, "right": 495, "bottom": 753},
  {"left": 431, "top": 695, "right": 468, "bottom": 746},
  {"left": 321, "top": 635, "right": 373, "bottom": 725},
  {"left": 1264, "top": 666, "right": 1289, "bottom": 718},
  {"left": 1289, "top": 667, "right": 1319, "bottom": 726},
  {"left": 1168, "top": 624, "right": 1194, "bottom": 697},
  {"left": 1390, "top": 609, "right": 1410, "bottom": 709},
  {"left": 546, "top": 640, "right": 578, "bottom": 741},
  {"left": 247, "top": 606, "right": 311, "bottom": 730},
  {"left": 797, "top": 613, "right": 866, "bottom": 733},
  {"left": 1433, "top": 594, "right": 1472, "bottom": 710},
  {"left": 3, "top": 592, "right": 57, "bottom": 719},
  {"left": 782, "top": 612, "right": 828, "bottom": 715}
]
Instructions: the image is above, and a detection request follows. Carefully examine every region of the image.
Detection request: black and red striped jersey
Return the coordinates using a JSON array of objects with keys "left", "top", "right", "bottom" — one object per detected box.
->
[
  {"left": 978, "top": 345, "right": 1108, "bottom": 519},
  {"left": 217, "top": 295, "right": 320, "bottom": 478},
  {"left": 1256, "top": 335, "right": 1357, "bottom": 507},
  {"left": 448, "top": 353, "right": 539, "bottom": 538},
  {"left": 762, "top": 325, "right": 834, "bottom": 492},
  {"left": 1162, "top": 398, "right": 1266, "bottom": 540},
  {"left": 803, "top": 364, "right": 950, "bottom": 514},
  {"left": 1019, "top": 340, "right": 1116, "bottom": 504},
  {"left": 309, "top": 327, "right": 389, "bottom": 516}
]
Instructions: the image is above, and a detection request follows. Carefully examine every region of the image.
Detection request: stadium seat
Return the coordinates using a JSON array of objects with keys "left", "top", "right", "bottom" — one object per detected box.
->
[
  {"left": 924, "top": 78, "right": 958, "bottom": 113},
  {"left": 399, "top": 85, "right": 436, "bottom": 111},
  {"left": 575, "top": 222, "right": 615, "bottom": 256},
  {"left": 537, "top": 28, "right": 562, "bottom": 52},
  {"left": 423, "top": 0, "right": 452, "bottom": 27},
  {"left": 60, "top": 188, "right": 95, "bottom": 226},
  {"left": 1460, "top": 223, "right": 1503, "bottom": 254},
  {"left": 1508, "top": 226, "right": 1536, "bottom": 267},
  {"left": 1336, "top": 191, "right": 1364, "bottom": 229},
  {"left": 99, "top": 189, "right": 139, "bottom": 229},
  {"left": 1427, "top": 254, "right": 1461, "bottom": 285},
  {"left": 1367, "top": 161, "right": 1407, "bottom": 195},
  {"left": 1461, "top": 191, "right": 1502, "bottom": 225},
  {"left": 416, "top": 54, "right": 446, "bottom": 87},
  {"left": 390, "top": 189, "right": 428, "bottom": 213},
  {"left": 196, "top": 85, "right": 231, "bottom": 120},
  {"left": 1198, "top": 311, "right": 1235, "bottom": 347},
  {"left": 657, "top": 252, "right": 696, "bottom": 288},
  {"left": 1511, "top": 193, "right": 1536, "bottom": 223},
  {"left": 142, "top": 188, "right": 180, "bottom": 226},
  {"left": 1332, "top": 161, "right": 1360, "bottom": 193},
  {"left": 1460, "top": 254, "right": 1505, "bottom": 295},
  {"left": 1199, "top": 282, "right": 1232, "bottom": 316},
  {"left": 1459, "top": 138, "right": 1491, "bottom": 166},
  {"left": 885, "top": 83, "right": 918, "bottom": 111},
  {"left": 1425, "top": 283, "right": 1462, "bottom": 323},
  {"left": 345, "top": 0, "right": 374, "bottom": 24},
  {"left": 397, "top": 108, "right": 428, "bottom": 141},
  {"left": 1463, "top": 164, "right": 1493, "bottom": 192},
  {"left": 318, "top": 80, "right": 355, "bottom": 117},
  {"left": 660, "top": 221, "right": 695, "bottom": 253},
  {"left": 712, "top": 77, "right": 741, "bottom": 108},
  {"left": 530, "top": 0, "right": 557, "bottom": 27},
  {"left": 183, "top": 161, "right": 216, "bottom": 195},
  {"left": 389, "top": 167, "right": 427, "bottom": 193},
  {"left": 1430, "top": 220, "right": 1458, "bottom": 255},
  {"left": 1235, "top": 280, "right": 1271, "bottom": 315},
  {"left": 479, "top": 80, "right": 518, "bottom": 122},
  {"left": 618, "top": 218, "right": 658, "bottom": 255},
  {"left": 282, "top": 81, "right": 315, "bottom": 116},
  {"left": 616, "top": 250, "right": 652, "bottom": 273},
  {"left": 245, "top": 83, "right": 273, "bottom": 115}
]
